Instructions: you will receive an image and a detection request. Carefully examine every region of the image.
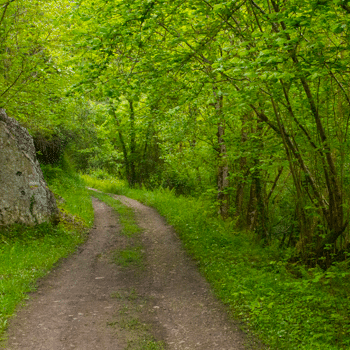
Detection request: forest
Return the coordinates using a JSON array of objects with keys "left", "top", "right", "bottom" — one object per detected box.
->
[{"left": 2, "top": 0, "right": 350, "bottom": 349}]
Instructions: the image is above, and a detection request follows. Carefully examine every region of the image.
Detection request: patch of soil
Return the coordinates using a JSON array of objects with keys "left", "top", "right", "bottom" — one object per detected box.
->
[{"left": 4, "top": 195, "right": 260, "bottom": 350}]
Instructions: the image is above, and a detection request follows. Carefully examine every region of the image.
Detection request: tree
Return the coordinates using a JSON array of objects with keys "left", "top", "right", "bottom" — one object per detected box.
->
[{"left": 64, "top": 0, "right": 350, "bottom": 265}]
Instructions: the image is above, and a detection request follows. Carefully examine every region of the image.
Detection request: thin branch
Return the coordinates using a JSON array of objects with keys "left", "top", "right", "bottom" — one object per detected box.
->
[
  {"left": 267, "top": 167, "right": 283, "bottom": 201},
  {"left": 0, "top": 69, "right": 23, "bottom": 98},
  {"left": 249, "top": 0, "right": 279, "bottom": 32},
  {"left": 0, "top": 0, "right": 14, "bottom": 27}
]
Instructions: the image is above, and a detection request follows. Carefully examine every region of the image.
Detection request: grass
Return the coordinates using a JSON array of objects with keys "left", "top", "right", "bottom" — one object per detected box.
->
[
  {"left": 114, "top": 246, "right": 144, "bottom": 268},
  {"left": 87, "top": 190, "right": 141, "bottom": 237},
  {"left": 44, "top": 164, "right": 94, "bottom": 226},
  {"left": 83, "top": 174, "right": 350, "bottom": 350},
  {"left": 0, "top": 224, "right": 85, "bottom": 336},
  {"left": 82, "top": 174, "right": 127, "bottom": 195},
  {"left": 120, "top": 317, "right": 145, "bottom": 330},
  {"left": 130, "top": 338, "right": 165, "bottom": 350},
  {"left": 0, "top": 163, "right": 94, "bottom": 342},
  {"left": 111, "top": 288, "right": 139, "bottom": 301}
]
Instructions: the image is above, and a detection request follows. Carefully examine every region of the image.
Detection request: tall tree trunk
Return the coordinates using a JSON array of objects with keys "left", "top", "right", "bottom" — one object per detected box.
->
[
  {"left": 251, "top": 121, "right": 269, "bottom": 242},
  {"left": 217, "top": 121, "right": 230, "bottom": 219},
  {"left": 110, "top": 105, "right": 130, "bottom": 182},
  {"left": 253, "top": 159, "right": 269, "bottom": 243},
  {"left": 213, "top": 89, "right": 229, "bottom": 219},
  {"left": 235, "top": 114, "right": 248, "bottom": 228},
  {"left": 129, "top": 99, "right": 136, "bottom": 187}
]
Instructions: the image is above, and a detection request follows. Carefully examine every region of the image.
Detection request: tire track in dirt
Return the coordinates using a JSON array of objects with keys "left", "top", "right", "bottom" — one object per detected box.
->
[
  {"left": 113, "top": 195, "right": 252, "bottom": 350},
  {"left": 5, "top": 198, "right": 126, "bottom": 349}
]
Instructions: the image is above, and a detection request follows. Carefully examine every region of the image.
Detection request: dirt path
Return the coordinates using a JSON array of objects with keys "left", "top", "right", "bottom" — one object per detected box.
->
[{"left": 4, "top": 195, "right": 254, "bottom": 350}]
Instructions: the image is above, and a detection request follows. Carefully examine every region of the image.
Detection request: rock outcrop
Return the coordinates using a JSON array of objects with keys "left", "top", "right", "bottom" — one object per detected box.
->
[{"left": 0, "top": 109, "right": 59, "bottom": 226}]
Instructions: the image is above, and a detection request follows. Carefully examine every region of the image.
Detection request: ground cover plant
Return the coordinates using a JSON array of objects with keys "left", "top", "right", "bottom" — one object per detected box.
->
[
  {"left": 0, "top": 166, "right": 93, "bottom": 342},
  {"left": 84, "top": 175, "right": 350, "bottom": 350},
  {"left": 43, "top": 160, "right": 94, "bottom": 226}
]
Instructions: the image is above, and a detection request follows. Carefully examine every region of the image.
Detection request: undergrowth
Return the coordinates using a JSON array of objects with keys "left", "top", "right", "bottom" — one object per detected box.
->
[
  {"left": 0, "top": 161, "right": 93, "bottom": 342},
  {"left": 44, "top": 159, "right": 94, "bottom": 226},
  {"left": 82, "top": 174, "right": 127, "bottom": 196},
  {"left": 83, "top": 175, "right": 350, "bottom": 350}
]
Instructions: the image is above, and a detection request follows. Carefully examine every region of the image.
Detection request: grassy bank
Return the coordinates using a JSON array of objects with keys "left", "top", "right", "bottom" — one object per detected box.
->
[
  {"left": 83, "top": 175, "right": 350, "bottom": 350},
  {"left": 0, "top": 165, "right": 93, "bottom": 341}
]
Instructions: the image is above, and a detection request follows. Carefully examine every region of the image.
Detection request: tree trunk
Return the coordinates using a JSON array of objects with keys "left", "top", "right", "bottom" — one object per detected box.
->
[
  {"left": 110, "top": 105, "right": 130, "bottom": 183},
  {"left": 234, "top": 114, "right": 248, "bottom": 228},
  {"left": 217, "top": 121, "right": 230, "bottom": 219},
  {"left": 129, "top": 99, "right": 136, "bottom": 187},
  {"left": 213, "top": 90, "right": 229, "bottom": 219}
]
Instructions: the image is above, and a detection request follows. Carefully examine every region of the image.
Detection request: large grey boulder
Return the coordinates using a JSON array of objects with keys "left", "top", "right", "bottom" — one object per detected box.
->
[{"left": 0, "top": 109, "right": 59, "bottom": 226}]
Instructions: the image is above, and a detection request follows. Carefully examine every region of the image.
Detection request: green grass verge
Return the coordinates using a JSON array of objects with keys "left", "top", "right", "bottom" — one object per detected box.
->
[
  {"left": 0, "top": 166, "right": 94, "bottom": 341},
  {"left": 0, "top": 223, "right": 85, "bottom": 337},
  {"left": 87, "top": 190, "right": 141, "bottom": 237},
  {"left": 83, "top": 175, "right": 350, "bottom": 350},
  {"left": 44, "top": 165, "right": 94, "bottom": 226},
  {"left": 82, "top": 174, "right": 127, "bottom": 196}
]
